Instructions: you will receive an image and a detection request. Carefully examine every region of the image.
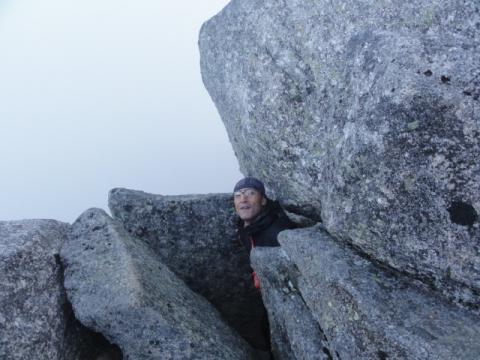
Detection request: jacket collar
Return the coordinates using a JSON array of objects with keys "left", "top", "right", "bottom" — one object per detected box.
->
[{"left": 237, "top": 200, "right": 280, "bottom": 237}]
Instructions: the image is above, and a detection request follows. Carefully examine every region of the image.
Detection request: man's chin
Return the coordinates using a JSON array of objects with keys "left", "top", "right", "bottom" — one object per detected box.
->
[
  {"left": 239, "top": 212, "right": 252, "bottom": 221},
  {"left": 240, "top": 213, "right": 260, "bottom": 225}
]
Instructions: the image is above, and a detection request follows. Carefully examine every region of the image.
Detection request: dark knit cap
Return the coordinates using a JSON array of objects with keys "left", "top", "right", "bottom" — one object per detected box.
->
[{"left": 233, "top": 177, "right": 265, "bottom": 195}]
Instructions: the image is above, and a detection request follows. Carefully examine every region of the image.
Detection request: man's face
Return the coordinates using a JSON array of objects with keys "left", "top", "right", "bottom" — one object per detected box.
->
[{"left": 234, "top": 188, "right": 267, "bottom": 226}]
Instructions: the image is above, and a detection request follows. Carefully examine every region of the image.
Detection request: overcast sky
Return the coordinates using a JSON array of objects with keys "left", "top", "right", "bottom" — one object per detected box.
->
[{"left": 0, "top": 0, "right": 242, "bottom": 223}]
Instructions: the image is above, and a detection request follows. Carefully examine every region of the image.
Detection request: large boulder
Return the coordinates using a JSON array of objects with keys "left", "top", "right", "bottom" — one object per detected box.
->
[
  {"left": 199, "top": 0, "right": 480, "bottom": 306},
  {"left": 61, "top": 208, "right": 256, "bottom": 360},
  {"left": 254, "top": 225, "right": 480, "bottom": 359},
  {"left": 108, "top": 188, "right": 268, "bottom": 349},
  {"left": 0, "top": 220, "right": 103, "bottom": 360}
]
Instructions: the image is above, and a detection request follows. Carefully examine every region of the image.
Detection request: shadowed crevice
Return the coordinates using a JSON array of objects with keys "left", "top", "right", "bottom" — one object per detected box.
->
[{"left": 448, "top": 201, "right": 478, "bottom": 226}]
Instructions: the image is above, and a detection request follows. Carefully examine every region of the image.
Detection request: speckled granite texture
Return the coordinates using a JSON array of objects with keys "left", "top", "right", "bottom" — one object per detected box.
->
[
  {"left": 61, "top": 208, "right": 255, "bottom": 360},
  {"left": 200, "top": 0, "right": 480, "bottom": 307}
]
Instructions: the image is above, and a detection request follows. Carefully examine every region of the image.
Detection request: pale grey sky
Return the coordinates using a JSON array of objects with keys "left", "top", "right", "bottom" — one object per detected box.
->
[{"left": 0, "top": 0, "right": 241, "bottom": 223}]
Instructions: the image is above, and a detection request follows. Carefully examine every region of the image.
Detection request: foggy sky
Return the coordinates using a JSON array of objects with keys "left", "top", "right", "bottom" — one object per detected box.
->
[{"left": 0, "top": 0, "right": 242, "bottom": 222}]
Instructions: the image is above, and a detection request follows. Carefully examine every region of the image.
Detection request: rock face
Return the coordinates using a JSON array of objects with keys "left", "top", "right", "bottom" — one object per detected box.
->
[
  {"left": 0, "top": 220, "right": 102, "bottom": 360},
  {"left": 108, "top": 188, "right": 268, "bottom": 349},
  {"left": 252, "top": 225, "right": 480, "bottom": 360},
  {"left": 250, "top": 247, "right": 332, "bottom": 360},
  {"left": 61, "top": 208, "right": 255, "bottom": 360},
  {"left": 199, "top": 0, "right": 480, "bottom": 306}
]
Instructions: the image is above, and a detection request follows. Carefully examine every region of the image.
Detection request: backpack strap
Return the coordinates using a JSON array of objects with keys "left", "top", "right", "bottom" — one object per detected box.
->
[{"left": 249, "top": 236, "right": 261, "bottom": 289}]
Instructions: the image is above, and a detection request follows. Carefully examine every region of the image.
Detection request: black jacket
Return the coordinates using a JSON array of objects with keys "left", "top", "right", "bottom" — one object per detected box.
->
[{"left": 237, "top": 200, "right": 295, "bottom": 252}]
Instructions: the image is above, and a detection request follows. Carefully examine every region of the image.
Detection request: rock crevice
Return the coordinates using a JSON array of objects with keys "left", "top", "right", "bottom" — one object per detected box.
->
[
  {"left": 253, "top": 225, "right": 480, "bottom": 359},
  {"left": 108, "top": 188, "right": 270, "bottom": 351},
  {"left": 61, "top": 207, "right": 256, "bottom": 360}
]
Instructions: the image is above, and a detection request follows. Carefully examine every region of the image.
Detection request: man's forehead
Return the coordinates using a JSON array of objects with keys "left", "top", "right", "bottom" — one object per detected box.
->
[{"left": 234, "top": 187, "right": 259, "bottom": 194}]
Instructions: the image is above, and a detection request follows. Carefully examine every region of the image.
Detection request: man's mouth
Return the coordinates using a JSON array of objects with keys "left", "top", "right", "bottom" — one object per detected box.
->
[{"left": 239, "top": 205, "right": 251, "bottom": 210}]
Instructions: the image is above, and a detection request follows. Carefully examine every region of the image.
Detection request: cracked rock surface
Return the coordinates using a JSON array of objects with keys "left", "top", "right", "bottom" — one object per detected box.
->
[
  {"left": 251, "top": 246, "right": 332, "bottom": 360},
  {"left": 256, "top": 225, "right": 480, "bottom": 360},
  {"left": 109, "top": 188, "right": 268, "bottom": 350},
  {"left": 199, "top": 0, "right": 480, "bottom": 307},
  {"left": 61, "top": 208, "right": 255, "bottom": 360},
  {"left": 0, "top": 220, "right": 101, "bottom": 360}
]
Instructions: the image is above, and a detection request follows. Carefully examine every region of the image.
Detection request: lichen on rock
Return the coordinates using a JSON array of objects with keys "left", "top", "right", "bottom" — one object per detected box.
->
[{"left": 199, "top": 0, "right": 480, "bottom": 307}]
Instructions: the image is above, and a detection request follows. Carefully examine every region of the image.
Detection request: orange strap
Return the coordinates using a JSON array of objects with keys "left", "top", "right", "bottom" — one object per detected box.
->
[
  {"left": 252, "top": 271, "right": 261, "bottom": 289},
  {"left": 250, "top": 237, "right": 261, "bottom": 289}
]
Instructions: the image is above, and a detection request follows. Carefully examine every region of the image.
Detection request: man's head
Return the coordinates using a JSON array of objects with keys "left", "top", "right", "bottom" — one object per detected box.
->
[{"left": 233, "top": 177, "right": 267, "bottom": 226}]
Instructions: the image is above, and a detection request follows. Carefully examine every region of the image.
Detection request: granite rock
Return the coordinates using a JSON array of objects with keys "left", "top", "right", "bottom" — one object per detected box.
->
[
  {"left": 61, "top": 208, "right": 255, "bottom": 360},
  {"left": 0, "top": 220, "right": 103, "bottom": 360},
  {"left": 199, "top": 0, "right": 480, "bottom": 306},
  {"left": 270, "top": 225, "right": 480, "bottom": 359},
  {"left": 108, "top": 188, "right": 268, "bottom": 349},
  {"left": 251, "top": 246, "right": 332, "bottom": 360}
]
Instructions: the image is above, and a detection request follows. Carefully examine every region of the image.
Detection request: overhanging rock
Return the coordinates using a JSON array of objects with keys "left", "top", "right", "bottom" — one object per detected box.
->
[
  {"left": 257, "top": 225, "right": 480, "bottom": 359},
  {"left": 199, "top": 0, "right": 480, "bottom": 306},
  {"left": 61, "top": 208, "right": 255, "bottom": 360}
]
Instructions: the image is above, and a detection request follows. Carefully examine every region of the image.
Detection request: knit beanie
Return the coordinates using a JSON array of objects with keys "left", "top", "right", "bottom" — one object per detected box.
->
[{"left": 233, "top": 177, "right": 266, "bottom": 195}]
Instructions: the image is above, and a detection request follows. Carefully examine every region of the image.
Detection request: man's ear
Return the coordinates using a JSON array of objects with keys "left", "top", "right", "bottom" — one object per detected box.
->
[{"left": 261, "top": 197, "right": 267, "bottom": 206}]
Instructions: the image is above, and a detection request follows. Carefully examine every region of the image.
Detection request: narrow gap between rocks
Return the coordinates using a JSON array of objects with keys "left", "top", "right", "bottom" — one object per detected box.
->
[
  {"left": 63, "top": 299, "right": 123, "bottom": 360},
  {"left": 58, "top": 253, "right": 124, "bottom": 360}
]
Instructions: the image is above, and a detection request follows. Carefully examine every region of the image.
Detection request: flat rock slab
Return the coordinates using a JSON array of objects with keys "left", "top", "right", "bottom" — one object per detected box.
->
[
  {"left": 108, "top": 188, "right": 267, "bottom": 349},
  {"left": 251, "top": 247, "right": 332, "bottom": 360},
  {"left": 199, "top": 0, "right": 480, "bottom": 306},
  {"left": 277, "top": 225, "right": 480, "bottom": 359},
  {"left": 0, "top": 220, "right": 98, "bottom": 360},
  {"left": 61, "top": 208, "right": 255, "bottom": 360}
]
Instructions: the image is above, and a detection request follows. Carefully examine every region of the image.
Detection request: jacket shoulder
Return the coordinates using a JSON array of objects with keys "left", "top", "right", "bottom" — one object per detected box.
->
[{"left": 254, "top": 216, "right": 295, "bottom": 247}]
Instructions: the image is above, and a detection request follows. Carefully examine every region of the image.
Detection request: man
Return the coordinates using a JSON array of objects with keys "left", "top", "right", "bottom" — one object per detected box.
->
[
  {"left": 233, "top": 177, "right": 295, "bottom": 283},
  {"left": 234, "top": 177, "right": 295, "bottom": 250},
  {"left": 233, "top": 177, "right": 295, "bottom": 357}
]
